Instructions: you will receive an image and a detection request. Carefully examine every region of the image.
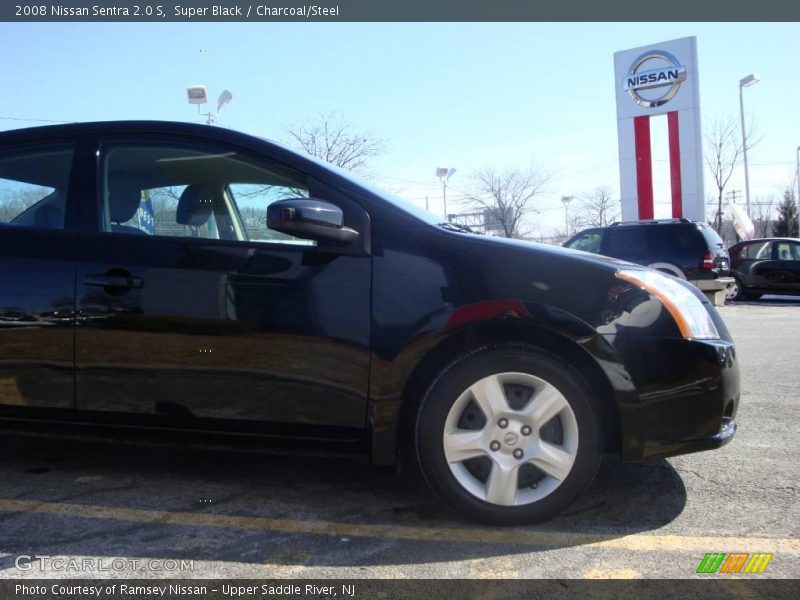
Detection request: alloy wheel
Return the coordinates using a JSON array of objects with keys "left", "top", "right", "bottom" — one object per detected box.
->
[
  {"left": 725, "top": 280, "right": 740, "bottom": 302},
  {"left": 442, "top": 372, "right": 579, "bottom": 507}
]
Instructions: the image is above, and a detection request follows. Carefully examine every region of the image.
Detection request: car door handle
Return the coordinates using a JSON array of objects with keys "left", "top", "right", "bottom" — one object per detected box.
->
[{"left": 84, "top": 272, "right": 143, "bottom": 290}]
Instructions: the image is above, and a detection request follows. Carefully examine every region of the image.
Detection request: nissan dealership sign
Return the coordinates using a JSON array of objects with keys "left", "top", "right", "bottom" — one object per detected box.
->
[
  {"left": 624, "top": 50, "right": 687, "bottom": 108},
  {"left": 614, "top": 37, "right": 704, "bottom": 222}
]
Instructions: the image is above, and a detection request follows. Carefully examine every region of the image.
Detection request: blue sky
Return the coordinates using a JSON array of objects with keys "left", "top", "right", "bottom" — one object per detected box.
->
[{"left": 1, "top": 22, "right": 798, "bottom": 235}]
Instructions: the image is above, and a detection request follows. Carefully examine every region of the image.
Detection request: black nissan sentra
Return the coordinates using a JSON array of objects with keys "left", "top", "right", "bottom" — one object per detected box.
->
[{"left": 0, "top": 122, "right": 739, "bottom": 524}]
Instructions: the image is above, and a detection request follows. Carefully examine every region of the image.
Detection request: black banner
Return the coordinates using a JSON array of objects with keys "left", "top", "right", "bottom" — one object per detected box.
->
[
  {"left": 2, "top": 579, "right": 799, "bottom": 600},
  {"left": 2, "top": 0, "right": 800, "bottom": 22}
]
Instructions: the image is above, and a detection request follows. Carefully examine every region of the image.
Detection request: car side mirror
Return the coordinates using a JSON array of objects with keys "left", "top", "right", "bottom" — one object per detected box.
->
[{"left": 267, "top": 198, "right": 359, "bottom": 244}]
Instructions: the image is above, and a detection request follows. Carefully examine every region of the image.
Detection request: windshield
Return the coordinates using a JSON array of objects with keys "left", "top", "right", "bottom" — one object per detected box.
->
[{"left": 262, "top": 137, "right": 441, "bottom": 225}]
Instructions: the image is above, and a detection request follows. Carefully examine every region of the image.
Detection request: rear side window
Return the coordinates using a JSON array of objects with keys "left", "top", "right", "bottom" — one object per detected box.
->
[
  {"left": 647, "top": 225, "right": 697, "bottom": 253},
  {"left": 603, "top": 228, "right": 646, "bottom": 255},
  {"left": 0, "top": 145, "right": 74, "bottom": 230},
  {"left": 743, "top": 241, "right": 771, "bottom": 259}
]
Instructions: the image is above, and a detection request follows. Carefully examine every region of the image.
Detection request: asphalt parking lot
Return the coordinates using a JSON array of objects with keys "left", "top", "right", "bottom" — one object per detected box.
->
[{"left": 0, "top": 298, "right": 798, "bottom": 580}]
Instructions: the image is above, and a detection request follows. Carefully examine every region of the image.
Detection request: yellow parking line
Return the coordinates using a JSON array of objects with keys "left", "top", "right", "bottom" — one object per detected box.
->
[
  {"left": 1, "top": 498, "right": 798, "bottom": 553},
  {"left": 583, "top": 568, "right": 641, "bottom": 579}
]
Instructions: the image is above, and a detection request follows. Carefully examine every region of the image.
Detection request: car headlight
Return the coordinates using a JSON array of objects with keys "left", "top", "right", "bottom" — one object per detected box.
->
[{"left": 616, "top": 269, "right": 720, "bottom": 340}]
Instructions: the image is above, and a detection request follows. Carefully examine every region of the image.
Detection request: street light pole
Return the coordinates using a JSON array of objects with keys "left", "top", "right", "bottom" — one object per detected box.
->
[
  {"left": 738, "top": 74, "right": 760, "bottom": 218},
  {"left": 436, "top": 167, "right": 456, "bottom": 221},
  {"left": 561, "top": 195, "right": 574, "bottom": 236},
  {"left": 796, "top": 146, "right": 800, "bottom": 237},
  {"left": 186, "top": 86, "right": 233, "bottom": 126}
]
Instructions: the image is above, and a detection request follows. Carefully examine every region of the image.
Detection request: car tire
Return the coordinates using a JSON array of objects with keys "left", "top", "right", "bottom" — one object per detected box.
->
[
  {"left": 415, "top": 344, "right": 603, "bottom": 525},
  {"left": 726, "top": 278, "right": 744, "bottom": 302},
  {"left": 727, "top": 276, "right": 762, "bottom": 302}
]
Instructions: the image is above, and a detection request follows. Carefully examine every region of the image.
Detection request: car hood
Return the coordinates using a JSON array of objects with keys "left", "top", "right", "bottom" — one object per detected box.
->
[{"left": 453, "top": 231, "right": 640, "bottom": 273}]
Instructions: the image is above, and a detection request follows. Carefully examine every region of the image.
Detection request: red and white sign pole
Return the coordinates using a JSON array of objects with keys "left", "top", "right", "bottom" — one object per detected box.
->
[{"left": 614, "top": 37, "right": 705, "bottom": 222}]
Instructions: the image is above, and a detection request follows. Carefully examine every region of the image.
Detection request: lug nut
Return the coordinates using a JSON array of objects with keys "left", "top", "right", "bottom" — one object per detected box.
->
[
  {"left": 490, "top": 441, "right": 501, "bottom": 451},
  {"left": 521, "top": 425, "right": 532, "bottom": 436},
  {"left": 513, "top": 449, "right": 524, "bottom": 459},
  {"left": 498, "top": 418, "right": 509, "bottom": 428}
]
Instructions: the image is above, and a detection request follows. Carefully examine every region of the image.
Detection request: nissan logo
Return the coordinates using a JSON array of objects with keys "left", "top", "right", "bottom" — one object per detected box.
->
[
  {"left": 624, "top": 50, "right": 686, "bottom": 108},
  {"left": 503, "top": 432, "right": 519, "bottom": 446}
]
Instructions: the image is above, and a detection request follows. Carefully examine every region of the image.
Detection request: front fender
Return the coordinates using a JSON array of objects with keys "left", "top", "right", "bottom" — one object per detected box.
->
[{"left": 367, "top": 300, "right": 640, "bottom": 465}]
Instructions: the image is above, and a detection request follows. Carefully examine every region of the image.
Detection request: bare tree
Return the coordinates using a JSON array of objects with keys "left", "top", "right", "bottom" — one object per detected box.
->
[
  {"left": 553, "top": 214, "right": 584, "bottom": 245},
  {"left": 576, "top": 186, "right": 619, "bottom": 228},
  {"left": 283, "top": 112, "right": 386, "bottom": 174},
  {"left": 148, "top": 186, "right": 180, "bottom": 214},
  {"left": 0, "top": 187, "right": 49, "bottom": 222},
  {"left": 752, "top": 195, "right": 775, "bottom": 238},
  {"left": 704, "top": 114, "right": 758, "bottom": 232},
  {"left": 461, "top": 166, "right": 550, "bottom": 238}
]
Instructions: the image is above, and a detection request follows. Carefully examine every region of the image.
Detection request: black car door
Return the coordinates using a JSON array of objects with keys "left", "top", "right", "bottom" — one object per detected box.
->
[
  {"left": 736, "top": 240, "right": 773, "bottom": 289},
  {"left": 74, "top": 135, "right": 371, "bottom": 435},
  {"left": 0, "top": 139, "right": 83, "bottom": 413},
  {"left": 772, "top": 241, "right": 800, "bottom": 293},
  {"left": 751, "top": 241, "right": 784, "bottom": 289}
]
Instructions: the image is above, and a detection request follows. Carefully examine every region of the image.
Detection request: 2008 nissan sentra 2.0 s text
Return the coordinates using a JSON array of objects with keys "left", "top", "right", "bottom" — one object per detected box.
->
[{"left": 0, "top": 121, "right": 740, "bottom": 524}]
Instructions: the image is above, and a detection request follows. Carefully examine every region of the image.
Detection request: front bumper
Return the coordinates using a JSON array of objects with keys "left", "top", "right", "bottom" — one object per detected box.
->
[
  {"left": 669, "top": 414, "right": 737, "bottom": 453},
  {"left": 609, "top": 336, "right": 740, "bottom": 462}
]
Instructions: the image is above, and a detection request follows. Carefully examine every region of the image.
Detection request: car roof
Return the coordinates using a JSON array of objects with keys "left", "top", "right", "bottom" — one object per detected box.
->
[
  {"left": 0, "top": 120, "right": 267, "bottom": 145},
  {"left": 0, "top": 120, "right": 443, "bottom": 226},
  {"left": 731, "top": 237, "right": 800, "bottom": 246},
  {"left": 0, "top": 120, "right": 334, "bottom": 189},
  {"left": 567, "top": 219, "right": 700, "bottom": 239},
  {"left": 608, "top": 218, "right": 698, "bottom": 228}
]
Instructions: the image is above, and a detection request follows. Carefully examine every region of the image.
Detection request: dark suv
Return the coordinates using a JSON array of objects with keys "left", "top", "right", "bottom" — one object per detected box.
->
[
  {"left": 564, "top": 219, "right": 731, "bottom": 298},
  {"left": 0, "top": 122, "right": 740, "bottom": 524}
]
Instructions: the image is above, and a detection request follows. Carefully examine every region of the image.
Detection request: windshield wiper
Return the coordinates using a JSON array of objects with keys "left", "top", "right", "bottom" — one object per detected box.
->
[{"left": 438, "top": 222, "right": 480, "bottom": 234}]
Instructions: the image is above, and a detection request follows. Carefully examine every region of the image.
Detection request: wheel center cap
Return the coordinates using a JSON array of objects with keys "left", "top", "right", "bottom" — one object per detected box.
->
[{"left": 503, "top": 432, "right": 519, "bottom": 446}]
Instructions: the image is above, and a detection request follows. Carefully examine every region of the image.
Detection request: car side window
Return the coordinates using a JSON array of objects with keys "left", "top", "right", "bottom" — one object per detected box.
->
[
  {"left": 227, "top": 183, "right": 311, "bottom": 244},
  {"left": 744, "top": 241, "right": 771, "bottom": 260},
  {"left": 648, "top": 226, "right": 694, "bottom": 253},
  {"left": 603, "top": 228, "right": 646, "bottom": 256},
  {"left": 775, "top": 242, "right": 800, "bottom": 261},
  {"left": 100, "top": 142, "right": 314, "bottom": 246},
  {"left": 565, "top": 230, "right": 603, "bottom": 253},
  {"left": 0, "top": 145, "right": 74, "bottom": 230}
]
